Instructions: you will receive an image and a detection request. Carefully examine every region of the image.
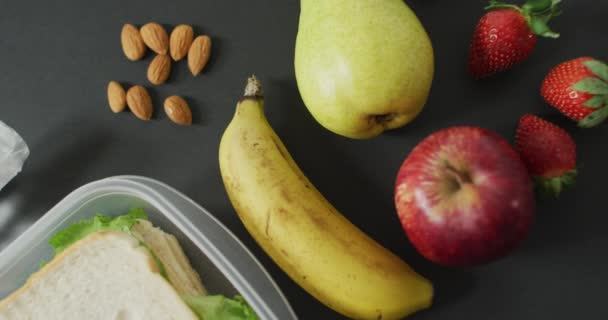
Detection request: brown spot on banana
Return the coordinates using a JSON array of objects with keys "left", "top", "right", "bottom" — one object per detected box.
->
[
  {"left": 265, "top": 209, "right": 272, "bottom": 238},
  {"left": 280, "top": 188, "right": 292, "bottom": 203},
  {"left": 309, "top": 213, "right": 330, "bottom": 231}
]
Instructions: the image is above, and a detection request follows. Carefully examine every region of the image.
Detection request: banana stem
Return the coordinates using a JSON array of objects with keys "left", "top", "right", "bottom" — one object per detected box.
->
[{"left": 244, "top": 75, "right": 264, "bottom": 98}]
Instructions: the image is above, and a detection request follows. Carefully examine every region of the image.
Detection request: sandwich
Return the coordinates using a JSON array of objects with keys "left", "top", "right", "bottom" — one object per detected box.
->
[{"left": 0, "top": 209, "right": 259, "bottom": 320}]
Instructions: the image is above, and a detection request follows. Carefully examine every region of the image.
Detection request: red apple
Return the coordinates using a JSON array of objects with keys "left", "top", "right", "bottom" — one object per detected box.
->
[{"left": 394, "top": 127, "right": 535, "bottom": 266}]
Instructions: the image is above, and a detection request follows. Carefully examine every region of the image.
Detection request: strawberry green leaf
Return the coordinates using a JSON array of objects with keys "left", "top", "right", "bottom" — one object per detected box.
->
[
  {"left": 522, "top": 0, "right": 561, "bottom": 38},
  {"left": 535, "top": 169, "right": 576, "bottom": 197},
  {"left": 584, "top": 60, "right": 608, "bottom": 82},
  {"left": 583, "top": 95, "right": 608, "bottom": 108},
  {"left": 579, "top": 107, "right": 608, "bottom": 128},
  {"left": 523, "top": 0, "right": 552, "bottom": 13},
  {"left": 573, "top": 78, "right": 608, "bottom": 95},
  {"left": 550, "top": 0, "right": 562, "bottom": 8},
  {"left": 529, "top": 17, "right": 559, "bottom": 38}
]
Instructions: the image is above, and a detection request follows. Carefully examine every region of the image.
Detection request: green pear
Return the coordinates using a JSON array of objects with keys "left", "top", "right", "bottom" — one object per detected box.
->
[{"left": 295, "top": 0, "right": 434, "bottom": 139}]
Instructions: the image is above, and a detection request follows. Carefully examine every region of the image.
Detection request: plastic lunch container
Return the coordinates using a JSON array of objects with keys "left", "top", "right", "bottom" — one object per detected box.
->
[{"left": 0, "top": 176, "right": 298, "bottom": 320}]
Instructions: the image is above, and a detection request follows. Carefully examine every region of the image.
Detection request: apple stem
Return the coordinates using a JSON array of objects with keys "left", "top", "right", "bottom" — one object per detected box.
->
[{"left": 444, "top": 163, "right": 472, "bottom": 187}]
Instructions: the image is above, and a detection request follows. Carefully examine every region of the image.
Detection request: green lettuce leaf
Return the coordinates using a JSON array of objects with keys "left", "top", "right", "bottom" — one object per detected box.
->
[
  {"left": 139, "top": 240, "right": 168, "bottom": 279},
  {"left": 49, "top": 208, "right": 147, "bottom": 254},
  {"left": 183, "top": 295, "right": 260, "bottom": 320}
]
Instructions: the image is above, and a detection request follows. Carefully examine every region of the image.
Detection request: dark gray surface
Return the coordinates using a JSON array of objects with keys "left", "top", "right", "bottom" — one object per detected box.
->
[{"left": 1, "top": 0, "right": 607, "bottom": 319}]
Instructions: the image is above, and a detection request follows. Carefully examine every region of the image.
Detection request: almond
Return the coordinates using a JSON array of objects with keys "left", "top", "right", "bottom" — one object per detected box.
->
[
  {"left": 107, "top": 81, "right": 127, "bottom": 113},
  {"left": 147, "top": 54, "right": 171, "bottom": 85},
  {"left": 188, "top": 35, "right": 212, "bottom": 76},
  {"left": 121, "top": 24, "right": 146, "bottom": 61},
  {"left": 126, "top": 85, "right": 153, "bottom": 120},
  {"left": 169, "top": 25, "right": 194, "bottom": 61},
  {"left": 164, "top": 96, "right": 192, "bottom": 125},
  {"left": 140, "top": 22, "right": 169, "bottom": 55}
]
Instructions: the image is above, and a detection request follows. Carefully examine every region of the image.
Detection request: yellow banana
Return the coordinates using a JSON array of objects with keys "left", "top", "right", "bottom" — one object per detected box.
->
[{"left": 219, "top": 76, "right": 433, "bottom": 320}]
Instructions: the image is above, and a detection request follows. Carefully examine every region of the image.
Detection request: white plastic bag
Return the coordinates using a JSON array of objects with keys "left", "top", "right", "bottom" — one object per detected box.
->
[{"left": 0, "top": 121, "right": 29, "bottom": 190}]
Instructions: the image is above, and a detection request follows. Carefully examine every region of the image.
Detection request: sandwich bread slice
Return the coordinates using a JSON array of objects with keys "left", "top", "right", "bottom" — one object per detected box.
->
[
  {"left": 0, "top": 209, "right": 259, "bottom": 320},
  {"left": 1, "top": 231, "right": 200, "bottom": 320}
]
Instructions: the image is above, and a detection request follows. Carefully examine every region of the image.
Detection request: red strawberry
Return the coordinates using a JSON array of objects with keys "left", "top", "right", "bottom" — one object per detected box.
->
[
  {"left": 515, "top": 114, "right": 576, "bottom": 196},
  {"left": 469, "top": 0, "right": 561, "bottom": 78},
  {"left": 541, "top": 57, "right": 608, "bottom": 127}
]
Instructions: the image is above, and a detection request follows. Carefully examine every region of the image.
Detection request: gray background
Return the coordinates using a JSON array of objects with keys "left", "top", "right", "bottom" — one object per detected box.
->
[{"left": 1, "top": 0, "right": 607, "bottom": 319}]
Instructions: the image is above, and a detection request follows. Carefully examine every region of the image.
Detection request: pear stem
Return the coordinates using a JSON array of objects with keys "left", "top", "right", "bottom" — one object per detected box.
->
[{"left": 244, "top": 75, "right": 264, "bottom": 98}]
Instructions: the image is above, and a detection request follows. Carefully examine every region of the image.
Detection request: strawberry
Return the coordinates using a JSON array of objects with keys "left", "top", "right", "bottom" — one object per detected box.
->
[
  {"left": 469, "top": 0, "right": 561, "bottom": 78},
  {"left": 515, "top": 114, "right": 576, "bottom": 197},
  {"left": 541, "top": 57, "right": 608, "bottom": 127}
]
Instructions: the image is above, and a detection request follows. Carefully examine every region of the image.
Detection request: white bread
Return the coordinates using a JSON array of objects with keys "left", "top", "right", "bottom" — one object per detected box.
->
[
  {"left": 0, "top": 231, "right": 199, "bottom": 320},
  {"left": 131, "top": 219, "right": 207, "bottom": 296}
]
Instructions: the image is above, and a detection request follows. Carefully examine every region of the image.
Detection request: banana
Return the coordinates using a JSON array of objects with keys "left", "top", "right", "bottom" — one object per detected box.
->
[{"left": 219, "top": 76, "right": 433, "bottom": 320}]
